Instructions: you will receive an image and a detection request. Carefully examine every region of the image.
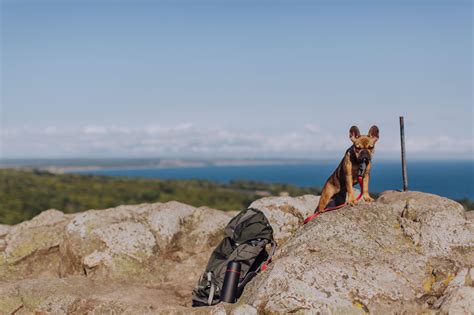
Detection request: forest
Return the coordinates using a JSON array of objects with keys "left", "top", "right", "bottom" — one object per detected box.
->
[
  {"left": 0, "top": 169, "right": 322, "bottom": 224},
  {"left": 2, "top": 168, "right": 472, "bottom": 225}
]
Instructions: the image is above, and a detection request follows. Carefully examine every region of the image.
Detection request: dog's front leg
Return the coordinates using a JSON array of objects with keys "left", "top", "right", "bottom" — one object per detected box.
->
[
  {"left": 343, "top": 158, "right": 356, "bottom": 206},
  {"left": 362, "top": 163, "right": 374, "bottom": 202},
  {"left": 317, "top": 183, "right": 337, "bottom": 212},
  {"left": 362, "top": 173, "right": 374, "bottom": 202},
  {"left": 346, "top": 174, "right": 356, "bottom": 206}
]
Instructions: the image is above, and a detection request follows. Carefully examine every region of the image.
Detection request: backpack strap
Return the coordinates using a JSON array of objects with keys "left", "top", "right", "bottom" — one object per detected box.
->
[
  {"left": 235, "top": 240, "right": 277, "bottom": 298},
  {"left": 206, "top": 272, "right": 216, "bottom": 305},
  {"left": 259, "top": 240, "right": 277, "bottom": 272}
]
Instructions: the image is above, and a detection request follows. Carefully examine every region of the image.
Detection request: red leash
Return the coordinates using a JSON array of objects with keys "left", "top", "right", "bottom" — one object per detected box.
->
[{"left": 304, "top": 175, "right": 364, "bottom": 224}]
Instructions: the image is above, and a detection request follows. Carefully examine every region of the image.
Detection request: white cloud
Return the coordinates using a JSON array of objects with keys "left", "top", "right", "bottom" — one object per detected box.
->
[
  {"left": 144, "top": 125, "right": 163, "bottom": 135},
  {"left": 304, "top": 123, "right": 321, "bottom": 133},
  {"left": 109, "top": 126, "right": 131, "bottom": 134},
  {"left": 43, "top": 127, "right": 59, "bottom": 135},
  {"left": 406, "top": 136, "right": 474, "bottom": 153},
  {"left": 0, "top": 123, "right": 473, "bottom": 159},
  {"left": 174, "top": 122, "right": 194, "bottom": 131},
  {"left": 82, "top": 125, "right": 108, "bottom": 135}
]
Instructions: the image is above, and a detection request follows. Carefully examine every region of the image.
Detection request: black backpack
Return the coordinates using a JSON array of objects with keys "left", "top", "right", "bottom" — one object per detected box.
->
[{"left": 192, "top": 208, "right": 276, "bottom": 307}]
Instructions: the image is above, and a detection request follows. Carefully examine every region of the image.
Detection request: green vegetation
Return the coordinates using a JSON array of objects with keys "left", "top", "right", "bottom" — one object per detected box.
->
[
  {"left": 0, "top": 169, "right": 321, "bottom": 225},
  {"left": 457, "top": 199, "right": 474, "bottom": 212},
  {"left": 2, "top": 168, "right": 472, "bottom": 226}
]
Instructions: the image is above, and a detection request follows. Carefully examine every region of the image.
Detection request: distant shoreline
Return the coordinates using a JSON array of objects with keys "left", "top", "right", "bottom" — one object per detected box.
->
[
  {"left": 1, "top": 164, "right": 473, "bottom": 209},
  {"left": 1, "top": 159, "right": 473, "bottom": 202},
  {"left": 1, "top": 157, "right": 473, "bottom": 174},
  {"left": 0, "top": 158, "right": 329, "bottom": 174}
]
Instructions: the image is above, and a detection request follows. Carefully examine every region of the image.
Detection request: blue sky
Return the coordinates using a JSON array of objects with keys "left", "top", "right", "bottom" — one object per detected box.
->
[{"left": 1, "top": 0, "right": 472, "bottom": 159}]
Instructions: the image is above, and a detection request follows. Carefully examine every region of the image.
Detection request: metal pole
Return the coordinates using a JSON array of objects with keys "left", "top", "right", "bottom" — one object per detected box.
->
[{"left": 400, "top": 116, "right": 408, "bottom": 191}]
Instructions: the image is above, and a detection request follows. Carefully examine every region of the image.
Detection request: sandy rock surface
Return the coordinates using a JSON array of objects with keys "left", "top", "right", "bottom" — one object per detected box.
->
[
  {"left": 249, "top": 194, "right": 319, "bottom": 245},
  {"left": 0, "top": 191, "right": 473, "bottom": 314},
  {"left": 241, "top": 191, "right": 474, "bottom": 314},
  {"left": 0, "top": 201, "right": 235, "bottom": 314}
]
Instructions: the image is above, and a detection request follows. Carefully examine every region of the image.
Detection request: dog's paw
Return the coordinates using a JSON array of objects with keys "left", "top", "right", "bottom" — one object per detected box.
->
[
  {"left": 363, "top": 195, "right": 375, "bottom": 202},
  {"left": 348, "top": 198, "right": 357, "bottom": 206}
]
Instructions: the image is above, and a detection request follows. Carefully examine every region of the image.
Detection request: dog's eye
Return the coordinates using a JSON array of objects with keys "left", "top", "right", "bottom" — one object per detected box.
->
[
  {"left": 369, "top": 146, "right": 374, "bottom": 149},
  {"left": 355, "top": 146, "right": 361, "bottom": 150}
]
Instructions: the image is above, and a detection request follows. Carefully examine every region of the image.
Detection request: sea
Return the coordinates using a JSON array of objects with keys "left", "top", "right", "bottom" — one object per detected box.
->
[{"left": 72, "top": 160, "right": 474, "bottom": 201}]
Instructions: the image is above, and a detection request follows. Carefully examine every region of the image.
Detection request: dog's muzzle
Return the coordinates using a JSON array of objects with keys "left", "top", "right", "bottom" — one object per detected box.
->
[{"left": 359, "top": 150, "right": 371, "bottom": 163}]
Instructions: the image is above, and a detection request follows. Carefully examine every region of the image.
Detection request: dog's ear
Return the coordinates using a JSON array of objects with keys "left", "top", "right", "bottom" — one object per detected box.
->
[
  {"left": 349, "top": 126, "right": 360, "bottom": 142},
  {"left": 368, "top": 125, "right": 379, "bottom": 140}
]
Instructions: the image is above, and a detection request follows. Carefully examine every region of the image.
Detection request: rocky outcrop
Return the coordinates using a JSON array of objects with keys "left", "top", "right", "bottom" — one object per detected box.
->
[
  {"left": 0, "top": 209, "right": 72, "bottom": 281},
  {"left": 0, "top": 202, "right": 235, "bottom": 313},
  {"left": 0, "top": 191, "right": 473, "bottom": 314},
  {"left": 241, "top": 191, "right": 474, "bottom": 314},
  {"left": 249, "top": 194, "right": 320, "bottom": 244}
]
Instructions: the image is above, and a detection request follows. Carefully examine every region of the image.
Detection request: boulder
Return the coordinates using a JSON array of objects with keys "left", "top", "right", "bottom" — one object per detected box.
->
[
  {"left": 0, "top": 209, "right": 71, "bottom": 280},
  {"left": 0, "top": 201, "right": 235, "bottom": 313},
  {"left": 377, "top": 191, "right": 474, "bottom": 259},
  {"left": 241, "top": 191, "right": 474, "bottom": 314},
  {"left": 58, "top": 201, "right": 234, "bottom": 283},
  {"left": 0, "top": 191, "right": 473, "bottom": 314},
  {"left": 249, "top": 194, "right": 319, "bottom": 245},
  {"left": 0, "top": 276, "right": 191, "bottom": 314},
  {"left": 0, "top": 224, "right": 11, "bottom": 251}
]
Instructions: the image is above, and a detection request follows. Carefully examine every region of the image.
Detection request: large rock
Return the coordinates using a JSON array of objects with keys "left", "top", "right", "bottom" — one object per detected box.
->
[
  {"left": 0, "top": 209, "right": 72, "bottom": 280},
  {"left": 0, "top": 224, "right": 11, "bottom": 251},
  {"left": 249, "top": 194, "right": 319, "bottom": 245},
  {"left": 377, "top": 191, "right": 474, "bottom": 259},
  {"left": 241, "top": 191, "right": 474, "bottom": 314},
  {"left": 434, "top": 267, "right": 474, "bottom": 314},
  {"left": 0, "top": 276, "right": 194, "bottom": 314},
  {"left": 0, "top": 191, "right": 473, "bottom": 314},
  {"left": 58, "top": 201, "right": 234, "bottom": 283},
  {"left": 0, "top": 201, "right": 235, "bottom": 314}
]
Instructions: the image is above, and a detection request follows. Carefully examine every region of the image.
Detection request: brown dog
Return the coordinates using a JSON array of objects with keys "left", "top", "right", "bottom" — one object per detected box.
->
[{"left": 316, "top": 125, "right": 379, "bottom": 212}]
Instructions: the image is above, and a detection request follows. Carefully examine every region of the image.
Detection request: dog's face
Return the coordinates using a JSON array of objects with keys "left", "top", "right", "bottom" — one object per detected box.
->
[{"left": 349, "top": 125, "right": 379, "bottom": 162}]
